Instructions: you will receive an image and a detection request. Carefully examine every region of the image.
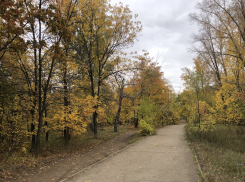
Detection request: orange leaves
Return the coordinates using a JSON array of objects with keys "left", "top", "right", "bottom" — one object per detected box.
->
[
  {"left": 120, "top": 52, "right": 176, "bottom": 127},
  {"left": 135, "top": 58, "right": 169, "bottom": 103},
  {"left": 237, "top": 92, "right": 245, "bottom": 102},
  {"left": 0, "top": 0, "right": 27, "bottom": 53}
]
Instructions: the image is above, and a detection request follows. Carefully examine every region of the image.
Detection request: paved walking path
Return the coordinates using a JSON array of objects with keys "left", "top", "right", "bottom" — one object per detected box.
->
[{"left": 65, "top": 121, "right": 199, "bottom": 182}]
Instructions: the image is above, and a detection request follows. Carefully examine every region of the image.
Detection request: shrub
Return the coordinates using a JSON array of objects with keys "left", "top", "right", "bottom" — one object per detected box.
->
[
  {"left": 139, "top": 119, "right": 155, "bottom": 136},
  {"left": 107, "top": 116, "right": 114, "bottom": 125}
]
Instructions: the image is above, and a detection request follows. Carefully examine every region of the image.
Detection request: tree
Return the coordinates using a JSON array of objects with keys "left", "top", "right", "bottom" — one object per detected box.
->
[
  {"left": 187, "top": 0, "right": 245, "bottom": 127},
  {"left": 190, "top": 0, "right": 245, "bottom": 88},
  {"left": 0, "top": 0, "right": 26, "bottom": 59},
  {"left": 181, "top": 58, "right": 208, "bottom": 128},
  {"left": 73, "top": 0, "right": 142, "bottom": 138},
  {"left": 124, "top": 52, "right": 173, "bottom": 131},
  {"left": 14, "top": 0, "right": 77, "bottom": 156},
  {"left": 112, "top": 71, "right": 136, "bottom": 132}
]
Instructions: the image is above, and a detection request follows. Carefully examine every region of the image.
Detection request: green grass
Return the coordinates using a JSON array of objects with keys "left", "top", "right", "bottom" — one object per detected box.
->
[{"left": 186, "top": 124, "right": 245, "bottom": 182}]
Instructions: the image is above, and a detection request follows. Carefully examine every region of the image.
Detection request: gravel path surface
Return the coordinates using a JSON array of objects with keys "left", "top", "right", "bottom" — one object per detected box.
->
[{"left": 66, "top": 122, "right": 199, "bottom": 182}]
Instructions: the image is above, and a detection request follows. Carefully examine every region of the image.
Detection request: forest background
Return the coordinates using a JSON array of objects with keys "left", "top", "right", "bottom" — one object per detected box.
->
[
  {"left": 2, "top": 0, "right": 245, "bottom": 181},
  {"left": 181, "top": 0, "right": 245, "bottom": 181},
  {"left": 0, "top": 0, "right": 179, "bottom": 170}
]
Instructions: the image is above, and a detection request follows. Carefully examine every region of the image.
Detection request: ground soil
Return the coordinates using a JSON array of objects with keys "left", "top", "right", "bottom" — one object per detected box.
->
[{"left": 3, "top": 131, "right": 137, "bottom": 182}]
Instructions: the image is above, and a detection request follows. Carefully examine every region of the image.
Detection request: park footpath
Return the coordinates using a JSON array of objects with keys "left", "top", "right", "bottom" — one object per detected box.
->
[{"left": 63, "top": 121, "right": 199, "bottom": 182}]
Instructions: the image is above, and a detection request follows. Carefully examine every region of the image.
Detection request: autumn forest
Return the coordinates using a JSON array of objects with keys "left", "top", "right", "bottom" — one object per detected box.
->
[
  {"left": 181, "top": 0, "right": 245, "bottom": 130},
  {"left": 181, "top": 0, "right": 245, "bottom": 181},
  {"left": 0, "top": 0, "right": 178, "bottom": 160},
  {"left": 1, "top": 0, "right": 245, "bottom": 181}
]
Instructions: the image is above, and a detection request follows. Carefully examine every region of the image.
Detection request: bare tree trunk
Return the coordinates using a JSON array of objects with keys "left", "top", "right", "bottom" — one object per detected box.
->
[
  {"left": 30, "top": 109, "right": 35, "bottom": 150},
  {"left": 0, "top": 106, "right": 3, "bottom": 142},
  {"left": 63, "top": 64, "right": 70, "bottom": 143},
  {"left": 114, "top": 89, "right": 123, "bottom": 132},
  {"left": 196, "top": 91, "right": 201, "bottom": 128},
  {"left": 134, "top": 110, "right": 135, "bottom": 125},
  {"left": 36, "top": 0, "right": 43, "bottom": 156},
  {"left": 135, "top": 111, "right": 139, "bottom": 128},
  {"left": 44, "top": 108, "right": 48, "bottom": 142},
  {"left": 92, "top": 111, "right": 98, "bottom": 139},
  {"left": 92, "top": 76, "right": 101, "bottom": 138}
]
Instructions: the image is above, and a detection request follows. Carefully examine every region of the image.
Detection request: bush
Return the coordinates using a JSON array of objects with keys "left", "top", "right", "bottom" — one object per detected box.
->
[
  {"left": 139, "top": 119, "right": 155, "bottom": 136},
  {"left": 107, "top": 116, "right": 114, "bottom": 125}
]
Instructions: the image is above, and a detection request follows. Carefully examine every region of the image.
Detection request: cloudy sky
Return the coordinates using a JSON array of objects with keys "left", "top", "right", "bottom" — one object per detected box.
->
[{"left": 110, "top": 0, "right": 200, "bottom": 92}]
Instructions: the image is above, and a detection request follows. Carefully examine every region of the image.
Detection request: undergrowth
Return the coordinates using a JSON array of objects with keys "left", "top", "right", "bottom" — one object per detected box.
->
[
  {"left": 186, "top": 124, "right": 245, "bottom": 182},
  {"left": 0, "top": 125, "right": 138, "bottom": 180}
]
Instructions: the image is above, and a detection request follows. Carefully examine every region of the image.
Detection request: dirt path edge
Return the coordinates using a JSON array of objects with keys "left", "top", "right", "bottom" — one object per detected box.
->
[
  {"left": 6, "top": 131, "right": 138, "bottom": 182},
  {"left": 60, "top": 134, "right": 141, "bottom": 182}
]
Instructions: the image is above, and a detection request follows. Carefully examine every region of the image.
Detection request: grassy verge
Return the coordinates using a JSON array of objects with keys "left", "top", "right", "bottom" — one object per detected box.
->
[
  {"left": 128, "top": 132, "right": 143, "bottom": 144},
  {"left": 187, "top": 140, "right": 206, "bottom": 182},
  {"left": 41, "top": 125, "right": 132, "bottom": 156},
  {"left": 0, "top": 125, "right": 139, "bottom": 180},
  {"left": 186, "top": 124, "right": 245, "bottom": 182}
]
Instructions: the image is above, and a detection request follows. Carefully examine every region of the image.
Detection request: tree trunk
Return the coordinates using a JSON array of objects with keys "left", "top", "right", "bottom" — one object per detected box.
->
[
  {"left": 63, "top": 65, "right": 70, "bottom": 143},
  {"left": 92, "top": 76, "right": 101, "bottom": 138},
  {"left": 114, "top": 91, "right": 123, "bottom": 132},
  {"left": 133, "top": 110, "right": 135, "bottom": 126},
  {"left": 0, "top": 106, "right": 3, "bottom": 142},
  {"left": 92, "top": 111, "right": 98, "bottom": 139},
  {"left": 133, "top": 99, "right": 138, "bottom": 128},
  {"left": 44, "top": 108, "right": 48, "bottom": 142},
  {"left": 30, "top": 109, "right": 36, "bottom": 150},
  {"left": 36, "top": 60, "right": 42, "bottom": 156},
  {"left": 31, "top": 122, "right": 35, "bottom": 149},
  {"left": 196, "top": 91, "right": 200, "bottom": 128},
  {"left": 36, "top": 2, "right": 43, "bottom": 156},
  {"left": 36, "top": 107, "right": 42, "bottom": 156},
  {"left": 135, "top": 111, "right": 139, "bottom": 128},
  {"left": 135, "top": 118, "right": 139, "bottom": 128}
]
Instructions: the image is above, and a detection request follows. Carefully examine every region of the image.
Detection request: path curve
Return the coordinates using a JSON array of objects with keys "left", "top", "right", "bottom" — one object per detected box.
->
[{"left": 65, "top": 121, "right": 199, "bottom": 182}]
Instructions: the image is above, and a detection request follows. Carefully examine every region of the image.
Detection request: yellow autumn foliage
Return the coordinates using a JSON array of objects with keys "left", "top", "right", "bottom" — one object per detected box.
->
[{"left": 215, "top": 83, "right": 242, "bottom": 125}]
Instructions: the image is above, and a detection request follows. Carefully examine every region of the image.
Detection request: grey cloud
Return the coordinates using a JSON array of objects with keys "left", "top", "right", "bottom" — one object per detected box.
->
[{"left": 111, "top": 0, "right": 199, "bottom": 91}]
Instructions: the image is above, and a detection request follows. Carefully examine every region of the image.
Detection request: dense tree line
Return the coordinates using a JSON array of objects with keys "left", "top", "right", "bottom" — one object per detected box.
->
[
  {"left": 0, "top": 0, "right": 177, "bottom": 157},
  {"left": 180, "top": 0, "right": 245, "bottom": 131}
]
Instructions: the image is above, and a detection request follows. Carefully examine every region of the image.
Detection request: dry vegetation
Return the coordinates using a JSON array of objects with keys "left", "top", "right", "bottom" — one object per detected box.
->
[
  {"left": 0, "top": 124, "right": 140, "bottom": 181},
  {"left": 186, "top": 124, "right": 245, "bottom": 182}
]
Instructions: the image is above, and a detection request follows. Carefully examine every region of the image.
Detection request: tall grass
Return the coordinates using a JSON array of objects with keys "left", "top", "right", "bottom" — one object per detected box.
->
[{"left": 186, "top": 124, "right": 245, "bottom": 182}]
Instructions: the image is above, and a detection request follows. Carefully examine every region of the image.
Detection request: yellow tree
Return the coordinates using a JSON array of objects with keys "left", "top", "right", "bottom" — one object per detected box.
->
[
  {"left": 181, "top": 56, "right": 212, "bottom": 128},
  {"left": 0, "top": 0, "right": 26, "bottom": 59},
  {"left": 124, "top": 52, "right": 172, "bottom": 130},
  {"left": 4, "top": 0, "right": 78, "bottom": 155},
  {"left": 73, "top": 0, "right": 142, "bottom": 138}
]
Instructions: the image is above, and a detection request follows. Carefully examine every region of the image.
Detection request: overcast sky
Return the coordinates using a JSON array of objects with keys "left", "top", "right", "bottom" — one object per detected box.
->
[{"left": 110, "top": 0, "right": 200, "bottom": 92}]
